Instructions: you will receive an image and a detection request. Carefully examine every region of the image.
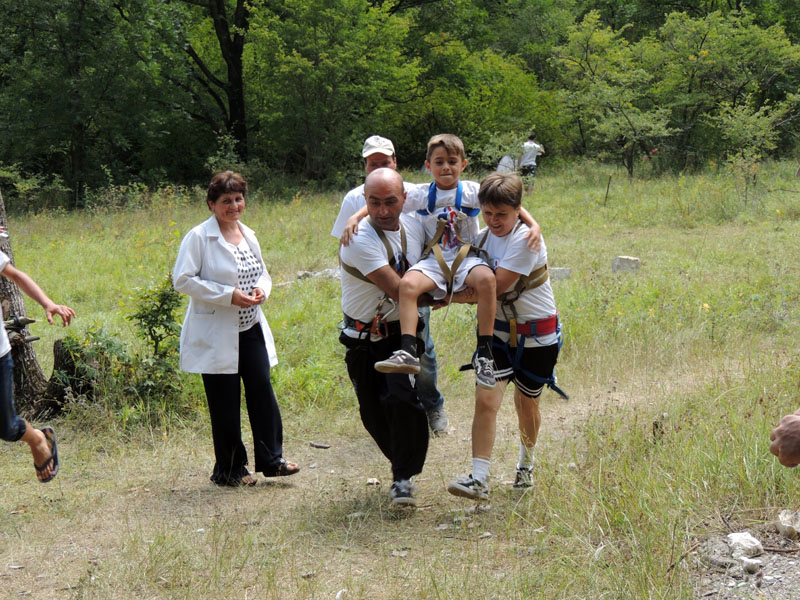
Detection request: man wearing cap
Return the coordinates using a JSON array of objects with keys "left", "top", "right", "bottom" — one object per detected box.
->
[{"left": 332, "top": 136, "right": 449, "bottom": 435}]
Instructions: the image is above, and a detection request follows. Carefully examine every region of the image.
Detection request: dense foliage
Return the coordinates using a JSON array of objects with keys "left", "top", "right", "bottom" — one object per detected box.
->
[{"left": 1, "top": 0, "right": 799, "bottom": 205}]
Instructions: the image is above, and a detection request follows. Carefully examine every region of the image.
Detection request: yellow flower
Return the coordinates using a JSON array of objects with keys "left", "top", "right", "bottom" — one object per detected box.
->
[{"left": 702, "top": 303, "right": 710, "bottom": 312}]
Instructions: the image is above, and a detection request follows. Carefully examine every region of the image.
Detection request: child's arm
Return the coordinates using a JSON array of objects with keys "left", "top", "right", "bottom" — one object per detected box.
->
[
  {"left": 518, "top": 207, "right": 541, "bottom": 252},
  {"left": 340, "top": 206, "right": 369, "bottom": 246},
  {"left": 1, "top": 264, "right": 75, "bottom": 326}
]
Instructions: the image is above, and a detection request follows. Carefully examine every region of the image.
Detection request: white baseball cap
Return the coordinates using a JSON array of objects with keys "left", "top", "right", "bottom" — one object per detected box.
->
[{"left": 362, "top": 135, "right": 395, "bottom": 158}]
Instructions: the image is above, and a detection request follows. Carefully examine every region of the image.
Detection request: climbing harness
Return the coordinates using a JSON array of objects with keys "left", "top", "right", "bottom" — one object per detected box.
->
[
  {"left": 339, "top": 215, "right": 408, "bottom": 283},
  {"left": 460, "top": 221, "right": 568, "bottom": 399}
]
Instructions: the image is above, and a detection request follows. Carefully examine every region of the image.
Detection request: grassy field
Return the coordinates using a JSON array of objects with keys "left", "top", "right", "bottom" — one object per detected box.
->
[{"left": 1, "top": 160, "right": 799, "bottom": 599}]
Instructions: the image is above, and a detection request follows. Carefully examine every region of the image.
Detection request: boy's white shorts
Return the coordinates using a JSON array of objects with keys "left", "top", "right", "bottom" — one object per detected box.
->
[{"left": 408, "top": 254, "right": 488, "bottom": 300}]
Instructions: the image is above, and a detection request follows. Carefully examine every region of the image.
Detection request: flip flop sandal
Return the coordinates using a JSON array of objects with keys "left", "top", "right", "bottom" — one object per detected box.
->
[
  {"left": 35, "top": 426, "right": 59, "bottom": 483},
  {"left": 262, "top": 458, "right": 300, "bottom": 477}
]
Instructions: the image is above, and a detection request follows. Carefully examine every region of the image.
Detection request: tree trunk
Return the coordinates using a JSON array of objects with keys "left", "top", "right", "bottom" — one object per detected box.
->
[{"left": 0, "top": 189, "right": 51, "bottom": 417}]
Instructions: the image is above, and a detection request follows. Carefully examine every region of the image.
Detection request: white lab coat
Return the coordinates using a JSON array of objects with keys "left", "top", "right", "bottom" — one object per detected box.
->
[{"left": 173, "top": 215, "right": 278, "bottom": 374}]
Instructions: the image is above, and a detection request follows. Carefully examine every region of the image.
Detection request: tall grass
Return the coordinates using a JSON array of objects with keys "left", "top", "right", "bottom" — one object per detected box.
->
[{"left": 1, "top": 160, "right": 799, "bottom": 598}]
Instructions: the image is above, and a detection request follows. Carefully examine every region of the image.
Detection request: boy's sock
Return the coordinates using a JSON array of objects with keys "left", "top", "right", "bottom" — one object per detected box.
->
[
  {"left": 400, "top": 334, "right": 418, "bottom": 357},
  {"left": 517, "top": 443, "right": 535, "bottom": 470},
  {"left": 476, "top": 335, "right": 493, "bottom": 360},
  {"left": 472, "top": 457, "right": 491, "bottom": 485}
]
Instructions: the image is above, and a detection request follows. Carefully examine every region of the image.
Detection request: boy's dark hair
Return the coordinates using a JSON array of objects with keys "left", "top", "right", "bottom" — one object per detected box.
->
[
  {"left": 478, "top": 172, "right": 522, "bottom": 209},
  {"left": 426, "top": 133, "right": 465, "bottom": 162},
  {"left": 528, "top": 131, "right": 537, "bottom": 141},
  {"left": 207, "top": 171, "right": 247, "bottom": 205}
]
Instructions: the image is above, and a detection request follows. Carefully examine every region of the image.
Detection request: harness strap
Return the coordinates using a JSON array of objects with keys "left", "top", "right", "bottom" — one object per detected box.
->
[
  {"left": 417, "top": 181, "right": 480, "bottom": 218},
  {"left": 339, "top": 217, "right": 407, "bottom": 283}
]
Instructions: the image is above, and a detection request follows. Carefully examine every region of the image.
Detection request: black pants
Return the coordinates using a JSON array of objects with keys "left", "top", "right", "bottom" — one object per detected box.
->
[
  {"left": 202, "top": 323, "right": 283, "bottom": 485},
  {"left": 340, "top": 331, "right": 429, "bottom": 482}
]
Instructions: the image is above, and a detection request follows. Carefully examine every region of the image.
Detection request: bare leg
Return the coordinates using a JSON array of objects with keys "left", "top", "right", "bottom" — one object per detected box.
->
[
  {"left": 513, "top": 388, "right": 541, "bottom": 449},
  {"left": 398, "top": 271, "right": 436, "bottom": 338},
  {"left": 464, "top": 266, "right": 496, "bottom": 336},
  {"left": 471, "top": 382, "right": 507, "bottom": 461}
]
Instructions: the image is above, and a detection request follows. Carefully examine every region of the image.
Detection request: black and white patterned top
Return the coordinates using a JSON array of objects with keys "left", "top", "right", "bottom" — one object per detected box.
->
[{"left": 234, "top": 240, "right": 263, "bottom": 331}]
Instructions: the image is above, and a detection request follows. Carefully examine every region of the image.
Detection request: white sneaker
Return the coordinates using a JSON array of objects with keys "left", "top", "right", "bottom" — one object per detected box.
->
[
  {"left": 447, "top": 474, "right": 489, "bottom": 500},
  {"left": 375, "top": 350, "right": 421, "bottom": 375},
  {"left": 473, "top": 356, "right": 496, "bottom": 389}
]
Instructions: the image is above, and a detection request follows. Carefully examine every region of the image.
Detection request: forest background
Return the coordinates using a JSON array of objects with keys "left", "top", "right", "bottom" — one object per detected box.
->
[{"left": 2, "top": 0, "right": 800, "bottom": 210}]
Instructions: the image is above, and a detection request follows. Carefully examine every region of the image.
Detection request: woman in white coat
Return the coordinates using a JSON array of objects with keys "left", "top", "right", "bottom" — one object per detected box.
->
[{"left": 173, "top": 171, "right": 299, "bottom": 486}]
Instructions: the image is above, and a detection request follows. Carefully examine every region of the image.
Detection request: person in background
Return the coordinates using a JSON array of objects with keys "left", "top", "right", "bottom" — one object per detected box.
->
[
  {"left": 771, "top": 409, "right": 800, "bottom": 467},
  {"left": 332, "top": 135, "right": 449, "bottom": 435},
  {"left": 0, "top": 234, "right": 75, "bottom": 483},
  {"left": 518, "top": 131, "right": 545, "bottom": 195},
  {"left": 173, "top": 171, "right": 299, "bottom": 487}
]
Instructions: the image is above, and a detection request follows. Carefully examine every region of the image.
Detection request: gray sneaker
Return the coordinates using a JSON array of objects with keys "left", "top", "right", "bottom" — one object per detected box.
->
[
  {"left": 426, "top": 408, "right": 449, "bottom": 434},
  {"left": 447, "top": 474, "right": 489, "bottom": 500},
  {"left": 389, "top": 479, "right": 418, "bottom": 506},
  {"left": 513, "top": 466, "right": 533, "bottom": 489},
  {"left": 473, "top": 356, "right": 496, "bottom": 389},
  {"left": 375, "top": 350, "right": 420, "bottom": 375}
]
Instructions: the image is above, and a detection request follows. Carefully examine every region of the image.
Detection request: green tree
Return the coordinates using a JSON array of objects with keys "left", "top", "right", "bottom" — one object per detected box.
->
[
  {"left": 554, "top": 11, "right": 673, "bottom": 176},
  {"left": 246, "top": 0, "right": 419, "bottom": 179}
]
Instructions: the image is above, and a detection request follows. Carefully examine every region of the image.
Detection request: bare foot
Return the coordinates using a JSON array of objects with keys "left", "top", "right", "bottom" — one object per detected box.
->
[
  {"left": 241, "top": 473, "right": 258, "bottom": 486},
  {"left": 29, "top": 429, "right": 55, "bottom": 482}
]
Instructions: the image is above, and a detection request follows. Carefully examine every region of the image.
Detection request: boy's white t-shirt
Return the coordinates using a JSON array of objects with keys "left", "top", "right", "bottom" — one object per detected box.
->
[
  {"left": 403, "top": 181, "right": 482, "bottom": 261},
  {"left": 339, "top": 213, "right": 424, "bottom": 338},
  {"left": 481, "top": 222, "right": 558, "bottom": 347},
  {"left": 0, "top": 251, "right": 12, "bottom": 358},
  {"left": 520, "top": 141, "right": 544, "bottom": 167}
]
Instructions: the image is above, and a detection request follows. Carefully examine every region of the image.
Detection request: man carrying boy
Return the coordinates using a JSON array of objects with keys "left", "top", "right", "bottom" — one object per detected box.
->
[
  {"left": 367, "top": 134, "right": 541, "bottom": 390},
  {"left": 338, "top": 168, "right": 429, "bottom": 506},
  {"left": 332, "top": 135, "right": 448, "bottom": 434},
  {"left": 0, "top": 244, "right": 75, "bottom": 482},
  {"left": 447, "top": 172, "right": 563, "bottom": 500}
]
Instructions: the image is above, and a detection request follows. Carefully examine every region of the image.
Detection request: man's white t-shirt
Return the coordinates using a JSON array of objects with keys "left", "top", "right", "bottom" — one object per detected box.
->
[
  {"left": 339, "top": 214, "right": 424, "bottom": 339},
  {"left": 481, "top": 222, "right": 558, "bottom": 347},
  {"left": 0, "top": 251, "right": 13, "bottom": 358},
  {"left": 331, "top": 181, "right": 416, "bottom": 239},
  {"left": 520, "top": 141, "right": 544, "bottom": 167}
]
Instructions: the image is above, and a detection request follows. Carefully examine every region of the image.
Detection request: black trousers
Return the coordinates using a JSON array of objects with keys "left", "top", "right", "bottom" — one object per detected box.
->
[
  {"left": 202, "top": 323, "right": 283, "bottom": 485},
  {"left": 340, "top": 331, "right": 429, "bottom": 482}
]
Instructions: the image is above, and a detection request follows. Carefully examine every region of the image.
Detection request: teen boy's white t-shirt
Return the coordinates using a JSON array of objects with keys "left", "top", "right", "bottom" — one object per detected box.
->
[
  {"left": 339, "top": 214, "right": 424, "bottom": 339},
  {"left": 481, "top": 222, "right": 558, "bottom": 347},
  {"left": 403, "top": 181, "right": 482, "bottom": 260},
  {"left": 0, "top": 251, "right": 12, "bottom": 358}
]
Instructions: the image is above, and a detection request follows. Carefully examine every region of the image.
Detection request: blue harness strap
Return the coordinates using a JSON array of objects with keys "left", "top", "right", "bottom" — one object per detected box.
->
[
  {"left": 460, "top": 317, "right": 568, "bottom": 400},
  {"left": 417, "top": 182, "right": 480, "bottom": 217}
]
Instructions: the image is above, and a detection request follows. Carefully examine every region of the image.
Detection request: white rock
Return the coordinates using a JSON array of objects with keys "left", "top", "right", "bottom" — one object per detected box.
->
[
  {"left": 335, "top": 590, "right": 347, "bottom": 600},
  {"left": 479, "top": 532, "right": 493, "bottom": 539},
  {"left": 776, "top": 509, "right": 800, "bottom": 540},
  {"left": 612, "top": 256, "right": 641, "bottom": 272},
  {"left": 740, "top": 557, "right": 762, "bottom": 574},
  {"left": 365, "top": 478, "right": 381, "bottom": 486},
  {"left": 550, "top": 267, "right": 571, "bottom": 281},
  {"left": 727, "top": 532, "right": 763, "bottom": 558},
  {"left": 391, "top": 550, "right": 408, "bottom": 558},
  {"left": 346, "top": 512, "right": 366, "bottom": 520}
]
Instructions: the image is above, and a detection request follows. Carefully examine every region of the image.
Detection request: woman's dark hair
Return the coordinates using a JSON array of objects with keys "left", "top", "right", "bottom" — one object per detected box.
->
[
  {"left": 207, "top": 171, "right": 247, "bottom": 205},
  {"left": 478, "top": 172, "right": 522, "bottom": 208}
]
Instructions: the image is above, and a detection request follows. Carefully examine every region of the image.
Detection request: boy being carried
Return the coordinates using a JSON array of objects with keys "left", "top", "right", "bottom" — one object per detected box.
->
[{"left": 359, "top": 134, "right": 540, "bottom": 389}]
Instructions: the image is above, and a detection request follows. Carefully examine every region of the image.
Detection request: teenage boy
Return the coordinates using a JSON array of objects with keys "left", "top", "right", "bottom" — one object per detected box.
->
[
  {"left": 338, "top": 168, "right": 429, "bottom": 506},
  {"left": 332, "top": 135, "right": 449, "bottom": 435},
  {"left": 352, "top": 134, "right": 540, "bottom": 390},
  {"left": 0, "top": 245, "right": 75, "bottom": 482},
  {"left": 447, "top": 172, "right": 562, "bottom": 500}
]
